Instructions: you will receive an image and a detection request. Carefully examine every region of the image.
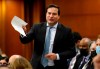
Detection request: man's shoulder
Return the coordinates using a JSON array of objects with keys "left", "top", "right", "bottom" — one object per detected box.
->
[
  {"left": 32, "top": 22, "right": 46, "bottom": 28},
  {"left": 58, "top": 23, "right": 71, "bottom": 31}
]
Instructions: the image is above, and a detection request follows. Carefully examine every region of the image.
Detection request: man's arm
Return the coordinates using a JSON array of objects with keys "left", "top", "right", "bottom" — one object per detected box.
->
[{"left": 20, "top": 25, "right": 36, "bottom": 44}]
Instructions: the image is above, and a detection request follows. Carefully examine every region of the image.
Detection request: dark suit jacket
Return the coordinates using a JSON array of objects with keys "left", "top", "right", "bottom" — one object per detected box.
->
[
  {"left": 86, "top": 59, "right": 94, "bottom": 69},
  {"left": 73, "top": 54, "right": 91, "bottom": 69},
  {"left": 20, "top": 22, "right": 76, "bottom": 69},
  {"left": 73, "top": 55, "right": 84, "bottom": 69}
]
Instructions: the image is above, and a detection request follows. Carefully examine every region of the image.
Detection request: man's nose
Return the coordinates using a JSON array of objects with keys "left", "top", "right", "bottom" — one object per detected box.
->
[{"left": 49, "top": 14, "right": 53, "bottom": 17}]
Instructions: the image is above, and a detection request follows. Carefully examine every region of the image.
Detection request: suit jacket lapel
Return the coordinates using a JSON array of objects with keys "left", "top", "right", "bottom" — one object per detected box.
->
[
  {"left": 53, "top": 23, "right": 62, "bottom": 48},
  {"left": 40, "top": 23, "right": 47, "bottom": 49}
]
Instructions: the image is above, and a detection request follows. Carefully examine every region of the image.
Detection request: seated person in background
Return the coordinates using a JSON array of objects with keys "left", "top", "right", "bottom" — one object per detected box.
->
[
  {"left": 93, "top": 54, "right": 100, "bottom": 69},
  {"left": 68, "top": 32, "right": 82, "bottom": 69},
  {"left": 90, "top": 35, "right": 100, "bottom": 59},
  {"left": 0, "top": 53, "right": 9, "bottom": 67},
  {"left": 8, "top": 55, "right": 33, "bottom": 69},
  {"left": 96, "top": 38, "right": 100, "bottom": 46},
  {"left": 73, "top": 38, "right": 91, "bottom": 69},
  {"left": 72, "top": 32, "right": 82, "bottom": 54},
  {"left": 92, "top": 38, "right": 100, "bottom": 69},
  {"left": 83, "top": 37, "right": 100, "bottom": 69},
  {"left": 82, "top": 41, "right": 96, "bottom": 69},
  {"left": 90, "top": 41, "right": 96, "bottom": 52}
]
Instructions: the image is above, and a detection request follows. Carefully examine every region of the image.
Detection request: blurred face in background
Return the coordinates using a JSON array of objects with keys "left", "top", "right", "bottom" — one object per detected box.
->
[
  {"left": 96, "top": 39, "right": 100, "bottom": 46},
  {"left": 90, "top": 41, "right": 96, "bottom": 52},
  {"left": 79, "top": 40, "right": 89, "bottom": 50},
  {"left": 0, "top": 59, "right": 8, "bottom": 67},
  {"left": 46, "top": 7, "right": 60, "bottom": 26},
  {"left": 0, "top": 54, "right": 8, "bottom": 67},
  {"left": 79, "top": 38, "right": 90, "bottom": 56},
  {"left": 90, "top": 39, "right": 100, "bottom": 59}
]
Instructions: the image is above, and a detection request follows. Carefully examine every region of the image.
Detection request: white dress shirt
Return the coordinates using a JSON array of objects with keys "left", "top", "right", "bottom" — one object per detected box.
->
[
  {"left": 68, "top": 49, "right": 80, "bottom": 69},
  {"left": 46, "top": 22, "right": 59, "bottom": 66}
]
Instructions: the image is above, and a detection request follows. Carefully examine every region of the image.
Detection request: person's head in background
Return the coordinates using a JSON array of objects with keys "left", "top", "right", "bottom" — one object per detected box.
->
[
  {"left": 90, "top": 37, "right": 100, "bottom": 59},
  {"left": 72, "top": 32, "right": 82, "bottom": 48},
  {"left": 95, "top": 38, "right": 100, "bottom": 57},
  {"left": 96, "top": 38, "right": 100, "bottom": 46},
  {"left": 89, "top": 41, "right": 97, "bottom": 59},
  {"left": 92, "top": 37, "right": 100, "bottom": 69},
  {"left": 0, "top": 53, "right": 9, "bottom": 67},
  {"left": 46, "top": 4, "right": 60, "bottom": 26},
  {"left": 8, "top": 55, "right": 32, "bottom": 69},
  {"left": 96, "top": 35, "right": 100, "bottom": 47},
  {"left": 90, "top": 41, "right": 96, "bottom": 52},
  {"left": 97, "top": 35, "right": 100, "bottom": 39},
  {"left": 93, "top": 54, "right": 100, "bottom": 69},
  {"left": 79, "top": 38, "right": 91, "bottom": 56}
]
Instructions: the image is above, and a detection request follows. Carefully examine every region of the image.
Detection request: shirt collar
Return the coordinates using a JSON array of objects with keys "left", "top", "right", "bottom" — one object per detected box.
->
[{"left": 46, "top": 22, "right": 58, "bottom": 29}]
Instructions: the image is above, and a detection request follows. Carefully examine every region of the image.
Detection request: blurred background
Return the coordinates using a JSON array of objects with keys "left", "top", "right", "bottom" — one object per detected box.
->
[{"left": 0, "top": 0, "right": 100, "bottom": 60}]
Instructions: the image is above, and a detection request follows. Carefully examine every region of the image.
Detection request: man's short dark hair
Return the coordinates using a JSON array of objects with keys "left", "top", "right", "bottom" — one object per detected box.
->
[{"left": 46, "top": 4, "right": 60, "bottom": 15}]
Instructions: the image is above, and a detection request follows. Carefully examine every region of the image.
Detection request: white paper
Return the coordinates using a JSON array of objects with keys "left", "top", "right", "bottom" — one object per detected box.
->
[{"left": 11, "top": 16, "right": 28, "bottom": 36}]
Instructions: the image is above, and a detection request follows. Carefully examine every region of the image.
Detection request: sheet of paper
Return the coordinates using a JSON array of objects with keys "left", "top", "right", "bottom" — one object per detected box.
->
[{"left": 11, "top": 16, "right": 28, "bottom": 36}]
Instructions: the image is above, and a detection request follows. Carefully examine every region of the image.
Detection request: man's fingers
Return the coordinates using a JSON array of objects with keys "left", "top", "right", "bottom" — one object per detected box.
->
[
  {"left": 22, "top": 26, "right": 27, "bottom": 33},
  {"left": 45, "top": 54, "right": 51, "bottom": 58}
]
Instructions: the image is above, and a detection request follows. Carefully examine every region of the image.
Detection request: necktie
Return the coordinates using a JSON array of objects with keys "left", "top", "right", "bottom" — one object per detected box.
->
[{"left": 41, "top": 27, "right": 52, "bottom": 67}]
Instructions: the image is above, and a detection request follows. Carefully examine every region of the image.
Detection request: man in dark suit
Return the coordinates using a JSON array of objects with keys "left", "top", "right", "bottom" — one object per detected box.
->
[
  {"left": 73, "top": 38, "right": 91, "bottom": 69},
  {"left": 20, "top": 4, "right": 76, "bottom": 69}
]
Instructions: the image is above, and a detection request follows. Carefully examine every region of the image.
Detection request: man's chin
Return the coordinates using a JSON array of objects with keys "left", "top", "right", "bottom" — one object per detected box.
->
[
  {"left": 48, "top": 21, "right": 56, "bottom": 24},
  {"left": 48, "top": 21, "right": 53, "bottom": 23},
  {"left": 48, "top": 23, "right": 57, "bottom": 26}
]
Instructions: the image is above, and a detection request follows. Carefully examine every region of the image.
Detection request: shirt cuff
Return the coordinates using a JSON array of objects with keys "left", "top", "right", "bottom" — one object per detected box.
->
[
  {"left": 20, "top": 34, "right": 27, "bottom": 38},
  {"left": 56, "top": 54, "right": 60, "bottom": 60}
]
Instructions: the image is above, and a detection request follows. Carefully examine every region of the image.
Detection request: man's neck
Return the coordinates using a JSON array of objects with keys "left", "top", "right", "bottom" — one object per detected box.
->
[{"left": 47, "top": 22, "right": 58, "bottom": 27}]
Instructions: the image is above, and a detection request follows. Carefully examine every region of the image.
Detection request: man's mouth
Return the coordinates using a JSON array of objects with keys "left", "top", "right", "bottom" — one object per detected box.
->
[{"left": 49, "top": 19, "right": 54, "bottom": 21}]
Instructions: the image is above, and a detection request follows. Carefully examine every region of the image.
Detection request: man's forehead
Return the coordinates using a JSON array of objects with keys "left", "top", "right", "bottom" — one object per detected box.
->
[
  {"left": 47, "top": 7, "right": 58, "bottom": 11},
  {"left": 80, "top": 41, "right": 88, "bottom": 45}
]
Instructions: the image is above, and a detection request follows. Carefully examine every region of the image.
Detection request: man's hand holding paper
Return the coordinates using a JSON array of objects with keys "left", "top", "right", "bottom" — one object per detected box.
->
[{"left": 11, "top": 16, "right": 28, "bottom": 36}]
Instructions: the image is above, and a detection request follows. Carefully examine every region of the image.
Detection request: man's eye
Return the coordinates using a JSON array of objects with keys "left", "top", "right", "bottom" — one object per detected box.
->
[
  {"left": 53, "top": 13, "right": 57, "bottom": 15},
  {"left": 48, "top": 12, "right": 51, "bottom": 14}
]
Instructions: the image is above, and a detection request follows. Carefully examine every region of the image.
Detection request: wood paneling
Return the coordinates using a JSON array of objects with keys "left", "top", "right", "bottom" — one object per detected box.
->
[
  {"left": 0, "top": 0, "right": 25, "bottom": 57},
  {"left": 0, "top": 0, "right": 6, "bottom": 53},
  {"left": 0, "top": 1, "right": 2, "bottom": 50},
  {"left": 0, "top": 0, "right": 45, "bottom": 60},
  {"left": 46, "top": 0, "right": 100, "bottom": 40},
  {"left": 5, "top": 0, "right": 28, "bottom": 58},
  {"left": 32, "top": 0, "right": 46, "bottom": 23}
]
